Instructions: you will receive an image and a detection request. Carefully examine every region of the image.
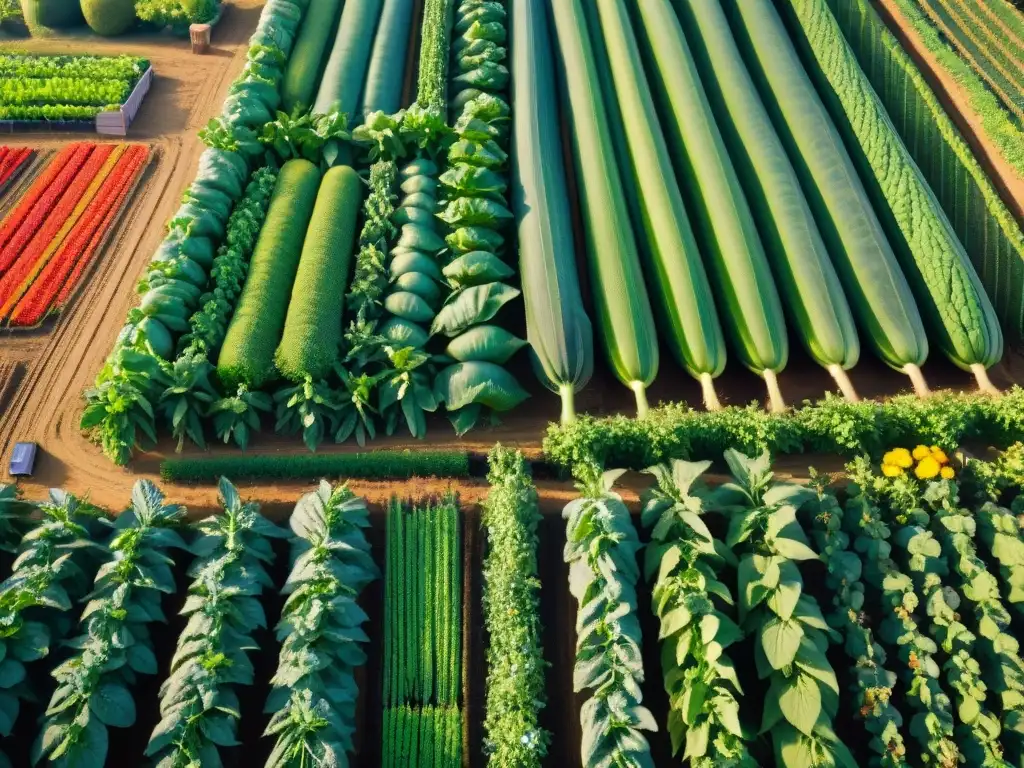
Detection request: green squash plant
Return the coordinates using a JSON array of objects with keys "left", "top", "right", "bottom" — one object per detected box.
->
[
  {"left": 710, "top": 450, "right": 854, "bottom": 768},
  {"left": 146, "top": 477, "right": 289, "bottom": 766},
  {"left": 34, "top": 480, "right": 187, "bottom": 767},
  {"left": 640, "top": 459, "right": 753, "bottom": 766},
  {"left": 562, "top": 467, "right": 656, "bottom": 768},
  {"left": 263, "top": 481, "right": 378, "bottom": 767}
]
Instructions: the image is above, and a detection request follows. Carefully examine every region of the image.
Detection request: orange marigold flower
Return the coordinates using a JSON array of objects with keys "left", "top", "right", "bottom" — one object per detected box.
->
[
  {"left": 913, "top": 445, "right": 931, "bottom": 460},
  {"left": 915, "top": 457, "right": 941, "bottom": 480},
  {"left": 940, "top": 466, "right": 955, "bottom": 480},
  {"left": 882, "top": 463, "right": 904, "bottom": 478}
]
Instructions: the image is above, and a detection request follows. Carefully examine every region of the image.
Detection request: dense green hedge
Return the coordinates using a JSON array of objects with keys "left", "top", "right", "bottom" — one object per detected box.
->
[
  {"left": 543, "top": 387, "right": 1024, "bottom": 471},
  {"left": 160, "top": 449, "right": 471, "bottom": 482},
  {"left": 826, "top": 0, "right": 1024, "bottom": 343}
]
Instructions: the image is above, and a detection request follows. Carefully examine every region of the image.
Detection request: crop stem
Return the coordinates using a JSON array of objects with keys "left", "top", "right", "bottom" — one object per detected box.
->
[
  {"left": 559, "top": 383, "right": 577, "bottom": 425},
  {"left": 631, "top": 381, "right": 650, "bottom": 419},
  {"left": 903, "top": 363, "right": 931, "bottom": 397},
  {"left": 827, "top": 364, "right": 860, "bottom": 401},
  {"left": 763, "top": 369, "right": 786, "bottom": 413},
  {"left": 970, "top": 363, "right": 1001, "bottom": 395},
  {"left": 699, "top": 372, "right": 721, "bottom": 411}
]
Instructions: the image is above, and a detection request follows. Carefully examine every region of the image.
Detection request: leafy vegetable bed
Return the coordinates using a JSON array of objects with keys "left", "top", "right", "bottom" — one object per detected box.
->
[
  {"left": 0, "top": 55, "right": 149, "bottom": 124},
  {"left": 0, "top": 142, "right": 150, "bottom": 328}
]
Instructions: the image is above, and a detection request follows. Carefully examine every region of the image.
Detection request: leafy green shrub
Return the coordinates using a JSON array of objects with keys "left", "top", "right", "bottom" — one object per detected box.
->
[
  {"left": 263, "top": 481, "right": 378, "bottom": 767},
  {"left": 146, "top": 478, "right": 288, "bottom": 766},
  {"left": 711, "top": 450, "right": 855, "bottom": 767},
  {"left": 160, "top": 449, "right": 471, "bottom": 482},
  {"left": 481, "top": 446, "right": 549, "bottom": 766},
  {"left": 0, "top": 491, "right": 106, "bottom": 743},
  {"left": 34, "top": 480, "right": 187, "bottom": 767},
  {"left": 640, "top": 459, "right": 754, "bottom": 765},
  {"left": 542, "top": 388, "right": 1024, "bottom": 470},
  {"left": 0, "top": 485, "right": 32, "bottom": 558},
  {"left": 81, "top": 0, "right": 136, "bottom": 35},
  {"left": 562, "top": 468, "right": 655, "bottom": 767}
]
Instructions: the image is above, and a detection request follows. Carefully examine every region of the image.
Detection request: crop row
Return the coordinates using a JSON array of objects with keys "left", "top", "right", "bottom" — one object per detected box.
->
[
  {"left": 0, "top": 147, "right": 33, "bottom": 196},
  {"left": 0, "top": 54, "right": 148, "bottom": 122},
  {"left": 0, "top": 143, "right": 149, "bottom": 329}
]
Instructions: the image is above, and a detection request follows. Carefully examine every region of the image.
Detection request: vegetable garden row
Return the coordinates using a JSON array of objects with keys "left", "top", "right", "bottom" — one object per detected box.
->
[
  {"left": 0, "top": 55, "right": 150, "bottom": 125},
  {"left": 80, "top": 0, "right": 1024, "bottom": 466},
  {"left": 3, "top": 440, "right": 1024, "bottom": 767},
  {"left": 0, "top": 142, "right": 150, "bottom": 328}
]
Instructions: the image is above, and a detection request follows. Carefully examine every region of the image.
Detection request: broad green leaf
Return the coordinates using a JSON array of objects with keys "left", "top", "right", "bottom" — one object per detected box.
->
[
  {"left": 430, "top": 283, "right": 520, "bottom": 337},
  {"left": 761, "top": 618, "right": 804, "bottom": 670},
  {"left": 90, "top": 683, "right": 136, "bottom": 728},
  {"left": 779, "top": 673, "right": 821, "bottom": 736}
]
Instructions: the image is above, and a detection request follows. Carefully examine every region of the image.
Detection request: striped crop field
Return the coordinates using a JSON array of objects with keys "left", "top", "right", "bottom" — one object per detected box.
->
[
  {"left": 912, "top": 0, "right": 1024, "bottom": 120},
  {"left": 0, "top": 142, "right": 149, "bottom": 329},
  {"left": 0, "top": 147, "right": 33, "bottom": 198}
]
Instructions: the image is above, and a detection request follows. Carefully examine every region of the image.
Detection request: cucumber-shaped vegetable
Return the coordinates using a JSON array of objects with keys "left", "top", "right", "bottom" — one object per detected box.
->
[
  {"left": 402, "top": 158, "right": 438, "bottom": 177},
  {"left": 723, "top": 0, "right": 930, "bottom": 392},
  {"left": 399, "top": 192, "right": 438, "bottom": 211},
  {"left": 781, "top": 0, "right": 1003, "bottom": 390},
  {"left": 401, "top": 175, "right": 438, "bottom": 195},
  {"left": 550, "top": 0, "right": 661, "bottom": 414},
  {"left": 445, "top": 324, "right": 526, "bottom": 364},
  {"left": 392, "top": 206, "right": 438, "bottom": 227},
  {"left": 313, "top": 0, "right": 384, "bottom": 120},
  {"left": 398, "top": 223, "right": 447, "bottom": 253},
  {"left": 137, "top": 317, "right": 173, "bottom": 359},
  {"left": 281, "top": 0, "right": 343, "bottom": 113},
  {"left": 141, "top": 292, "right": 190, "bottom": 320},
  {"left": 629, "top": 0, "right": 788, "bottom": 408},
  {"left": 218, "top": 159, "right": 322, "bottom": 389},
  {"left": 362, "top": 0, "right": 416, "bottom": 116},
  {"left": 679, "top": 0, "right": 859, "bottom": 401},
  {"left": 276, "top": 165, "right": 363, "bottom": 382}
]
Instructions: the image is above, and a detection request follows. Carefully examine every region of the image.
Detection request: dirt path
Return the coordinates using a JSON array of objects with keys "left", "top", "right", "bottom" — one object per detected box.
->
[{"left": 873, "top": 0, "right": 1024, "bottom": 225}]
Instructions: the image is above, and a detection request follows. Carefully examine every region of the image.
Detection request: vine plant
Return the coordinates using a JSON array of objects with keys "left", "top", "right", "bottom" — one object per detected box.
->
[
  {"left": 0, "top": 491, "right": 105, "bottom": 740},
  {"left": 34, "top": 480, "right": 187, "bottom": 767},
  {"left": 146, "top": 477, "right": 289, "bottom": 766},
  {"left": 710, "top": 450, "right": 855, "bottom": 768},
  {"left": 800, "top": 471, "right": 908, "bottom": 766},
  {"left": 641, "top": 459, "right": 754, "bottom": 766},
  {"left": 562, "top": 467, "right": 656, "bottom": 768},
  {"left": 263, "top": 481, "right": 379, "bottom": 767},
  {"left": 845, "top": 458, "right": 961, "bottom": 766}
]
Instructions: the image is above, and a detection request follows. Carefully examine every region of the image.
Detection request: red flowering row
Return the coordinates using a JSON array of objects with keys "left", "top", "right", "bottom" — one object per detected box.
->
[
  {"left": 0, "top": 143, "right": 92, "bottom": 275},
  {"left": 0, "top": 147, "right": 32, "bottom": 192},
  {"left": 11, "top": 145, "right": 150, "bottom": 327}
]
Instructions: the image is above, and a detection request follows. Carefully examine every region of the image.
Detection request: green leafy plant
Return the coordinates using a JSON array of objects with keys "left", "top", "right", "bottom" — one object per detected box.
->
[
  {"left": 0, "top": 491, "right": 105, "bottom": 741},
  {"left": 159, "top": 350, "right": 218, "bottom": 452},
  {"left": 209, "top": 384, "right": 273, "bottom": 450},
  {"left": 147, "top": 477, "right": 288, "bottom": 767},
  {"left": 0, "top": 485, "right": 33, "bottom": 558},
  {"left": 263, "top": 482, "right": 378, "bottom": 767},
  {"left": 801, "top": 471, "right": 908, "bottom": 766},
  {"left": 34, "top": 480, "right": 187, "bottom": 767},
  {"left": 711, "top": 450, "right": 854, "bottom": 767},
  {"left": 481, "top": 446, "right": 549, "bottom": 766},
  {"left": 640, "top": 459, "right": 754, "bottom": 766},
  {"left": 273, "top": 376, "right": 338, "bottom": 453},
  {"left": 563, "top": 467, "right": 655, "bottom": 768},
  {"left": 845, "top": 458, "right": 961, "bottom": 765}
]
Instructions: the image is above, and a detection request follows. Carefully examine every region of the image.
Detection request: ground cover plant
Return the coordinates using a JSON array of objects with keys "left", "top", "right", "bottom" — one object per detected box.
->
[
  {"left": 381, "top": 493, "right": 463, "bottom": 767},
  {"left": 263, "top": 481, "right": 378, "bottom": 767},
  {"left": 0, "top": 54, "right": 149, "bottom": 123},
  {"left": 480, "top": 445, "right": 549, "bottom": 766}
]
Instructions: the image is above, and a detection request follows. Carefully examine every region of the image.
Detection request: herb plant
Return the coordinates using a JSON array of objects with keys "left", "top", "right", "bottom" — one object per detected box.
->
[
  {"left": 481, "top": 446, "right": 549, "bottom": 766},
  {"left": 263, "top": 481, "right": 378, "bottom": 767},
  {"left": 146, "top": 477, "right": 289, "bottom": 767},
  {"left": 34, "top": 480, "right": 187, "bottom": 767},
  {"left": 563, "top": 467, "right": 656, "bottom": 768},
  {"left": 641, "top": 459, "right": 753, "bottom": 766}
]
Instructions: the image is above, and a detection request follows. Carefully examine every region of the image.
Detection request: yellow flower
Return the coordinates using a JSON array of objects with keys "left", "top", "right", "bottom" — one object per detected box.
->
[
  {"left": 912, "top": 445, "right": 931, "bottom": 460},
  {"left": 885, "top": 448, "right": 913, "bottom": 469},
  {"left": 882, "top": 463, "right": 904, "bottom": 478},
  {"left": 940, "top": 466, "right": 955, "bottom": 480},
  {"left": 915, "top": 456, "right": 941, "bottom": 480},
  {"left": 931, "top": 447, "right": 949, "bottom": 465}
]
